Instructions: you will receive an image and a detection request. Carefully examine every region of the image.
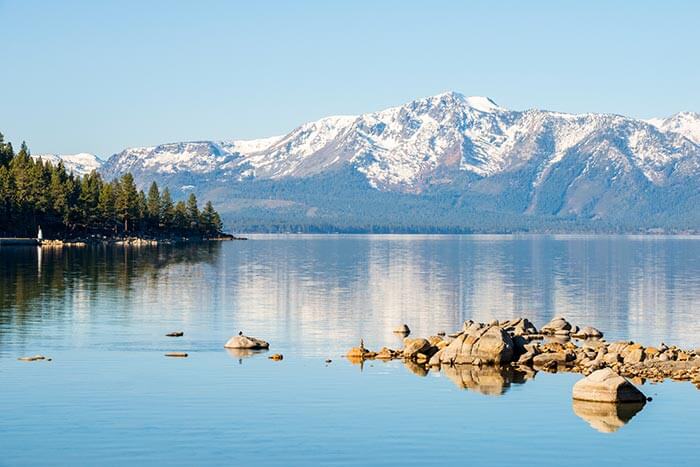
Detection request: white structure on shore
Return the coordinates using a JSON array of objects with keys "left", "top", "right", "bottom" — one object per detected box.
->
[{"left": 37, "top": 226, "right": 43, "bottom": 241}]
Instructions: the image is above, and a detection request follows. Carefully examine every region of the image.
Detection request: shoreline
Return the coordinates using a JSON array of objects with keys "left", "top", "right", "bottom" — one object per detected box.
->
[
  {"left": 39, "top": 235, "right": 247, "bottom": 248},
  {"left": 1, "top": 235, "right": 247, "bottom": 248}
]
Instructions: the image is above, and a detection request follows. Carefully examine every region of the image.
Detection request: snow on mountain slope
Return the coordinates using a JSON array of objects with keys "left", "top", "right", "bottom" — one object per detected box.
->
[
  {"left": 98, "top": 92, "right": 700, "bottom": 196},
  {"left": 32, "top": 153, "right": 102, "bottom": 175},
  {"left": 647, "top": 112, "right": 700, "bottom": 145}
]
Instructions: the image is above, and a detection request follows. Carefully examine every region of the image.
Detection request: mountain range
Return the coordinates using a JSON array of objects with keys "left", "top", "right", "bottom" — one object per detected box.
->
[{"left": 36, "top": 92, "right": 700, "bottom": 232}]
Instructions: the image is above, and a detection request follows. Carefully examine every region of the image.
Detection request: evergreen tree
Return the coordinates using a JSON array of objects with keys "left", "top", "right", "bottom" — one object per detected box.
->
[
  {"left": 146, "top": 181, "right": 161, "bottom": 228},
  {"left": 159, "top": 187, "right": 175, "bottom": 229},
  {"left": 186, "top": 193, "right": 199, "bottom": 231},
  {"left": 0, "top": 132, "right": 226, "bottom": 239},
  {"left": 173, "top": 201, "right": 189, "bottom": 232},
  {"left": 98, "top": 181, "right": 117, "bottom": 230},
  {"left": 78, "top": 171, "right": 102, "bottom": 226},
  {"left": 0, "top": 132, "right": 14, "bottom": 167},
  {"left": 200, "top": 201, "right": 223, "bottom": 236},
  {"left": 115, "top": 173, "right": 139, "bottom": 232}
]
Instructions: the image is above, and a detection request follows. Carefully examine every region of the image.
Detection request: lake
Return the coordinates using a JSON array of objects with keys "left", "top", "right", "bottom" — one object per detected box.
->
[{"left": 1, "top": 235, "right": 699, "bottom": 466}]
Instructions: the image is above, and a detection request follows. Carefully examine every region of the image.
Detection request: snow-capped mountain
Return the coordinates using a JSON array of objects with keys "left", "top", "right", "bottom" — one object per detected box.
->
[
  {"left": 647, "top": 112, "right": 700, "bottom": 145},
  {"left": 33, "top": 153, "right": 102, "bottom": 176},
  {"left": 100, "top": 92, "right": 700, "bottom": 189},
  {"left": 85, "top": 92, "right": 700, "bottom": 230}
]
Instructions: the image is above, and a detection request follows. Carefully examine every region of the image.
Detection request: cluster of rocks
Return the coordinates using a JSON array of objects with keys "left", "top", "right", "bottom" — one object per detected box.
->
[{"left": 347, "top": 316, "right": 700, "bottom": 390}]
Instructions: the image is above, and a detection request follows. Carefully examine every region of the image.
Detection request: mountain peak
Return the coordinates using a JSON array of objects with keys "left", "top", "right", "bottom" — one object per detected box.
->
[{"left": 463, "top": 96, "right": 502, "bottom": 112}]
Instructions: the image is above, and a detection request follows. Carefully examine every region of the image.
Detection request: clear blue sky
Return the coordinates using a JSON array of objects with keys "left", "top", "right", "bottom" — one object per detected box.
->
[{"left": 1, "top": 0, "right": 699, "bottom": 157}]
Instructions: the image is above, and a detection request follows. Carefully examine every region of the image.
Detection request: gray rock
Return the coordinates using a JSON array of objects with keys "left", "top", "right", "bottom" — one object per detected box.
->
[
  {"left": 402, "top": 338, "right": 432, "bottom": 359},
  {"left": 623, "top": 348, "right": 645, "bottom": 364},
  {"left": 572, "top": 368, "right": 647, "bottom": 403},
  {"left": 533, "top": 352, "right": 575, "bottom": 366},
  {"left": 224, "top": 334, "right": 270, "bottom": 349},
  {"left": 575, "top": 326, "right": 604, "bottom": 339},
  {"left": 541, "top": 316, "right": 572, "bottom": 334},
  {"left": 440, "top": 325, "right": 514, "bottom": 365}
]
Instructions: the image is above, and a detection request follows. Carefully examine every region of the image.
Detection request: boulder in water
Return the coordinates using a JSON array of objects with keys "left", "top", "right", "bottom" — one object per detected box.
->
[
  {"left": 572, "top": 368, "right": 646, "bottom": 403},
  {"left": 440, "top": 325, "right": 515, "bottom": 365},
  {"left": 224, "top": 334, "right": 270, "bottom": 349},
  {"left": 541, "top": 316, "right": 572, "bottom": 334}
]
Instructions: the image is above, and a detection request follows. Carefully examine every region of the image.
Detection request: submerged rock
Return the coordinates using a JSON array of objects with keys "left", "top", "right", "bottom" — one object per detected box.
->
[
  {"left": 393, "top": 324, "right": 411, "bottom": 335},
  {"left": 268, "top": 353, "right": 283, "bottom": 361},
  {"left": 224, "top": 334, "right": 270, "bottom": 349},
  {"left": 574, "top": 326, "right": 603, "bottom": 339},
  {"left": 572, "top": 368, "right": 646, "bottom": 403},
  {"left": 17, "top": 355, "right": 47, "bottom": 362},
  {"left": 165, "top": 352, "right": 188, "bottom": 358},
  {"left": 166, "top": 331, "right": 184, "bottom": 337}
]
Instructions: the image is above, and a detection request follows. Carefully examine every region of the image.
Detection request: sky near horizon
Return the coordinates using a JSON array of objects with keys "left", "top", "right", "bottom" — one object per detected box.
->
[{"left": 1, "top": 0, "right": 699, "bottom": 158}]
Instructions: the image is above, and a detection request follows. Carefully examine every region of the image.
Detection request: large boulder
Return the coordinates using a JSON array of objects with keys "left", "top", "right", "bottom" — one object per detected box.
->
[
  {"left": 403, "top": 338, "right": 432, "bottom": 359},
  {"left": 440, "top": 325, "right": 514, "bottom": 365},
  {"left": 501, "top": 318, "right": 538, "bottom": 336},
  {"left": 572, "top": 368, "right": 647, "bottom": 403},
  {"left": 541, "top": 316, "right": 572, "bottom": 334},
  {"left": 574, "top": 326, "right": 604, "bottom": 339},
  {"left": 224, "top": 334, "right": 270, "bottom": 349}
]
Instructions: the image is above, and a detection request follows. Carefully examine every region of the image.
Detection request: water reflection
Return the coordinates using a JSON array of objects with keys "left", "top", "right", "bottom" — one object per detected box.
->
[
  {"left": 0, "top": 244, "right": 222, "bottom": 348},
  {"left": 226, "top": 348, "right": 269, "bottom": 361},
  {"left": 2, "top": 235, "right": 700, "bottom": 358},
  {"left": 572, "top": 399, "right": 646, "bottom": 433},
  {"left": 440, "top": 364, "right": 532, "bottom": 395},
  {"left": 230, "top": 235, "right": 700, "bottom": 352}
]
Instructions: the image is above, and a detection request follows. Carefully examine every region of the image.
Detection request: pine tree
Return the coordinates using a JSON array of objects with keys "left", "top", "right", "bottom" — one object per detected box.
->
[
  {"left": 159, "top": 187, "right": 174, "bottom": 229},
  {"left": 200, "top": 200, "right": 223, "bottom": 236},
  {"left": 78, "top": 171, "right": 102, "bottom": 226},
  {"left": 146, "top": 181, "right": 161, "bottom": 229},
  {"left": 98, "top": 181, "right": 117, "bottom": 230},
  {"left": 0, "top": 132, "right": 227, "bottom": 238},
  {"left": 173, "top": 201, "right": 189, "bottom": 232},
  {"left": 186, "top": 193, "right": 199, "bottom": 231},
  {"left": 115, "top": 173, "right": 139, "bottom": 233},
  {"left": 0, "top": 132, "right": 14, "bottom": 167}
]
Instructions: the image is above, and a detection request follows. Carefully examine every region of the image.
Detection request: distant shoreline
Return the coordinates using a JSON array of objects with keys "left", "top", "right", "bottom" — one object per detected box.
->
[{"left": 0, "top": 234, "right": 246, "bottom": 248}]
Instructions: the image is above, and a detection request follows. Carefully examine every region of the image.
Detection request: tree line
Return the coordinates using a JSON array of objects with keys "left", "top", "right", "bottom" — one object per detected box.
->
[{"left": 0, "top": 133, "right": 224, "bottom": 239}]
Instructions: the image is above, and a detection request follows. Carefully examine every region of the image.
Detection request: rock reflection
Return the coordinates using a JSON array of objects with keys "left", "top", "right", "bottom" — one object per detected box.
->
[
  {"left": 441, "top": 364, "right": 532, "bottom": 396},
  {"left": 226, "top": 348, "right": 269, "bottom": 364},
  {"left": 404, "top": 360, "right": 429, "bottom": 377},
  {"left": 572, "top": 399, "right": 646, "bottom": 433}
]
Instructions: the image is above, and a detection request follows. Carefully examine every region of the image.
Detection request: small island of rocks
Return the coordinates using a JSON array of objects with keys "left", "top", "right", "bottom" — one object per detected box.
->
[{"left": 348, "top": 316, "right": 700, "bottom": 392}]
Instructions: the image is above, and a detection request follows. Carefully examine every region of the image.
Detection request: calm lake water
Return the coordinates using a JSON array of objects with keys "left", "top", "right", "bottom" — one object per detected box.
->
[{"left": 1, "top": 235, "right": 699, "bottom": 466}]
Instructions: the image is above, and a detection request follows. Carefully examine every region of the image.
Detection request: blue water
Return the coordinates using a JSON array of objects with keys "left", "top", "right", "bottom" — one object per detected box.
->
[{"left": 1, "top": 235, "right": 699, "bottom": 466}]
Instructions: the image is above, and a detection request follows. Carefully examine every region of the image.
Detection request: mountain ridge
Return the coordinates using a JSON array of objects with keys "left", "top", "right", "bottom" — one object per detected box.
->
[{"left": 42, "top": 92, "right": 700, "bottom": 231}]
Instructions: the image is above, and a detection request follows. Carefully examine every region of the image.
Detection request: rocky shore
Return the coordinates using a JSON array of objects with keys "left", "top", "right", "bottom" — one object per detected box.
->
[
  {"left": 39, "top": 235, "right": 246, "bottom": 248},
  {"left": 347, "top": 316, "right": 700, "bottom": 389}
]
